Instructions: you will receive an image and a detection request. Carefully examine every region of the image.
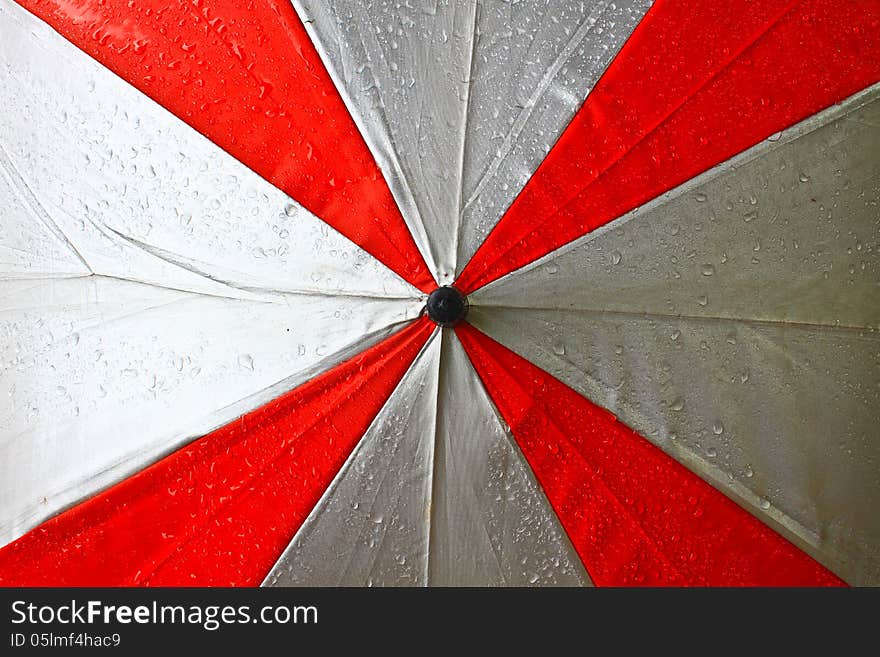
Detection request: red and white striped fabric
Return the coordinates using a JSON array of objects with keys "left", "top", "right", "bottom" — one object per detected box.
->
[{"left": 1, "top": 0, "right": 877, "bottom": 586}]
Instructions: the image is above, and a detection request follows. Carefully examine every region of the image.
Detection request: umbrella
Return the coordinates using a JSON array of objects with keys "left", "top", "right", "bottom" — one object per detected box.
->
[{"left": 0, "top": 0, "right": 877, "bottom": 586}]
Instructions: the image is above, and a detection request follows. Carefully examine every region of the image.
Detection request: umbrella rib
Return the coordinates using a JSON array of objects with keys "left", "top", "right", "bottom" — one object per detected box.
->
[
  {"left": 463, "top": 0, "right": 804, "bottom": 291},
  {"left": 424, "top": 339, "right": 443, "bottom": 587},
  {"left": 471, "top": 304, "right": 879, "bottom": 335},
  {"left": 451, "top": 0, "right": 481, "bottom": 280},
  {"left": 460, "top": 0, "right": 614, "bottom": 214}
]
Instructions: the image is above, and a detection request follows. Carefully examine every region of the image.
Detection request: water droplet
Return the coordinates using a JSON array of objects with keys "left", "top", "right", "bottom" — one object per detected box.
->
[
  {"left": 552, "top": 342, "right": 565, "bottom": 356},
  {"left": 694, "top": 193, "right": 708, "bottom": 202},
  {"left": 744, "top": 465, "right": 754, "bottom": 478},
  {"left": 238, "top": 354, "right": 254, "bottom": 371},
  {"left": 610, "top": 250, "right": 622, "bottom": 265},
  {"left": 701, "top": 264, "right": 715, "bottom": 276},
  {"left": 759, "top": 498, "right": 772, "bottom": 510},
  {"left": 798, "top": 173, "right": 810, "bottom": 183},
  {"left": 697, "top": 295, "right": 708, "bottom": 307},
  {"left": 670, "top": 397, "right": 684, "bottom": 411},
  {"left": 284, "top": 204, "right": 297, "bottom": 217},
  {"left": 712, "top": 421, "right": 724, "bottom": 435},
  {"left": 545, "top": 263, "right": 559, "bottom": 275},
  {"left": 671, "top": 330, "right": 681, "bottom": 341}
]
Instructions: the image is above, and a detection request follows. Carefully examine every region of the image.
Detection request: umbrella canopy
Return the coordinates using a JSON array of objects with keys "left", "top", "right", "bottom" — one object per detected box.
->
[{"left": 0, "top": 0, "right": 877, "bottom": 586}]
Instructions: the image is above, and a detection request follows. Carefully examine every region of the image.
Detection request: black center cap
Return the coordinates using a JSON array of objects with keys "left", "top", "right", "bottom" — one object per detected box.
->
[{"left": 425, "top": 286, "right": 469, "bottom": 327}]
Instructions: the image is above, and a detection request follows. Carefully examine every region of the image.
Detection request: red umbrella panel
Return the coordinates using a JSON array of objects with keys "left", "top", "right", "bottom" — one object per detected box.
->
[{"left": 0, "top": 0, "right": 877, "bottom": 586}]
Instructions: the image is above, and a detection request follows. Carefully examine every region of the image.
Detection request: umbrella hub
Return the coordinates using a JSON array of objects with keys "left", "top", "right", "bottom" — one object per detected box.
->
[{"left": 425, "top": 286, "right": 469, "bottom": 327}]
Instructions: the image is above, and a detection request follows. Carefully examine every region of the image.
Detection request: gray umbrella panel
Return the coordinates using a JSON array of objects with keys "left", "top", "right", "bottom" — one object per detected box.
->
[
  {"left": 295, "top": 0, "right": 653, "bottom": 283},
  {"left": 471, "top": 85, "right": 880, "bottom": 584},
  {"left": 265, "top": 328, "right": 591, "bottom": 586}
]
